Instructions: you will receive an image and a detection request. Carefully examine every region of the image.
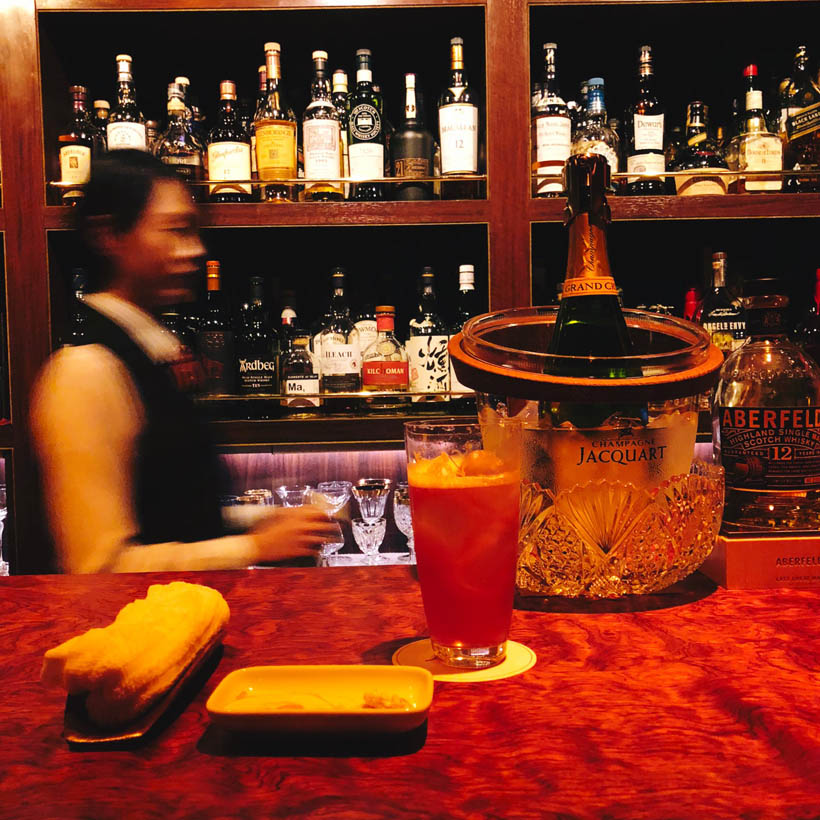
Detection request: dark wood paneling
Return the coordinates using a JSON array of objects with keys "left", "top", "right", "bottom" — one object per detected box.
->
[
  {"left": 486, "top": 0, "right": 530, "bottom": 309},
  {"left": 0, "top": 212, "right": 5, "bottom": 231},
  {"left": 45, "top": 200, "right": 490, "bottom": 229},
  {"left": 39, "top": 0, "right": 481, "bottom": 8},
  {"left": 0, "top": 0, "right": 53, "bottom": 574},
  {"left": 530, "top": 193, "right": 820, "bottom": 223}
]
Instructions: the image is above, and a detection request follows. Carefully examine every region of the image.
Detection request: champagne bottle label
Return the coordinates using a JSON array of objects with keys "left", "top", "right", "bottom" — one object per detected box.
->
[
  {"left": 562, "top": 276, "right": 618, "bottom": 297},
  {"left": 255, "top": 122, "right": 297, "bottom": 179},
  {"left": 632, "top": 114, "right": 664, "bottom": 151},
  {"left": 349, "top": 143, "right": 384, "bottom": 179},
  {"left": 362, "top": 360, "right": 409, "bottom": 387},
  {"left": 303, "top": 119, "right": 342, "bottom": 179},
  {"left": 107, "top": 121, "right": 147, "bottom": 150},
  {"left": 59, "top": 146, "right": 91, "bottom": 184},
  {"left": 719, "top": 406, "right": 820, "bottom": 491},
  {"left": 439, "top": 103, "right": 478, "bottom": 174},
  {"left": 207, "top": 142, "right": 252, "bottom": 195},
  {"left": 407, "top": 335, "right": 449, "bottom": 394}
]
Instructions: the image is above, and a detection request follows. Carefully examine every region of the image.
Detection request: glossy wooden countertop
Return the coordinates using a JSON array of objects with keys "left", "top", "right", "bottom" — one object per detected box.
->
[{"left": 2, "top": 568, "right": 820, "bottom": 819}]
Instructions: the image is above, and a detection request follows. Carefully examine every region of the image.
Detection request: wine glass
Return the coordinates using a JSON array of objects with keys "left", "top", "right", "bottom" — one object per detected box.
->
[
  {"left": 352, "top": 517, "right": 387, "bottom": 565},
  {"left": 351, "top": 478, "right": 392, "bottom": 524},
  {"left": 392, "top": 481, "right": 415, "bottom": 563},
  {"left": 275, "top": 484, "right": 313, "bottom": 507},
  {"left": 314, "top": 481, "right": 352, "bottom": 564}
]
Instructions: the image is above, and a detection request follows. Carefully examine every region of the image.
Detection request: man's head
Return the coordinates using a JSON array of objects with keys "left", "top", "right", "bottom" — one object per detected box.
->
[{"left": 78, "top": 150, "right": 205, "bottom": 310}]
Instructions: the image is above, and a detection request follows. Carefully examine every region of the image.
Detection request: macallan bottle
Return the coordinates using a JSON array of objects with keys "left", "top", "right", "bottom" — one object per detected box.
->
[
  {"left": 439, "top": 37, "right": 479, "bottom": 176},
  {"left": 254, "top": 42, "right": 298, "bottom": 202},
  {"left": 302, "top": 50, "right": 343, "bottom": 202},
  {"left": 107, "top": 54, "right": 147, "bottom": 151},
  {"left": 207, "top": 80, "right": 253, "bottom": 203}
]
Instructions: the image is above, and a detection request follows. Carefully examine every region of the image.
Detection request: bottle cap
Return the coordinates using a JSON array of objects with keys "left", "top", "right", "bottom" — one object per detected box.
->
[
  {"left": 167, "top": 82, "right": 184, "bottom": 100},
  {"left": 744, "top": 64, "right": 758, "bottom": 78},
  {"left": 543, "top": 42, "right": 557, "bottom": 50},
  {"left": 312, "top": 50, "right": 328, "bottom": 61},
  {"left": 94, "top": 99, "right": 110, "bottom": 109},
  {"left": 563, "top": 153, "right": 611, "bottom": 225},
  {"left": 375, "top": 305, "right": 395, "bottom": 314},
  {"left": 459, "top": 264, "right": 475, "bottom": 286},
  {"left": 422, "top": 266, "right": 434, "bottom": 277},
  {"left": 220, "top": 80, "right": 237, "bottom": 99},
  {"left": 450, "top": 37, "right": 463, "bottom": 46},
  {"left": 405, "top": 73, "right": 416, "bottom": 89},
  {"left": 356, "top": 48, "right": 372, "bottom": 57},
  {"left": 250, "top": 275, "right": 264, "bottom": 286},
  {"left": 115, "top": 54, "right": 132, "bottom": 63},
  {"left": 69, "top": 85, "right": 88, "bottom": 96},
  {"left": 206, "top": 260, "right": 220, "bottom": 273},
  {"left": 175, "top": 76, "right": 190, "bottom": 88},
  {"left": 264, "top": 42, "right": 281, "bottom": 53}
]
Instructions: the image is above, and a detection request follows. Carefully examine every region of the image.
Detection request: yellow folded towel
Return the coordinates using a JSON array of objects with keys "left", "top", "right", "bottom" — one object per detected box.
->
[{"left": 42, "top": 581, "right": 229, "bottom": 727}]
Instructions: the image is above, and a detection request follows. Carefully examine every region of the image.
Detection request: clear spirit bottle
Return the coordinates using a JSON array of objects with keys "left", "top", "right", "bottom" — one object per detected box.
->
[
  {"left": 280, "top": 332, "right": 321, "bottom": 411},
  {"left": 154, "top": 83, "right": 204, "bottom": 186},
  {"left": 714, "top": 278, "right": 820, "bottom": 532},
  {"left": 318, "top": 268, "right": 361, "bottom": 396},
  {"left": 302, "top": 50, "right": 343, "bottom": 202},
  {"left": 531, "top": 43, "right": 571, "bottom": 197}
]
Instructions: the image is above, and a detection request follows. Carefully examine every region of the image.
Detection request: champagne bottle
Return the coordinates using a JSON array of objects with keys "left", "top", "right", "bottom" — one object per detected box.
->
[{"left": 548, "top": 153, "right": 639, "bottom": 426}]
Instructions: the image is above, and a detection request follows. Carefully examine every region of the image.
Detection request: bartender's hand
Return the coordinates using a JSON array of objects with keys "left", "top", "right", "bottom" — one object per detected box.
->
[{"left": 249, "top": 506, "right": 340, "bottom": 563}]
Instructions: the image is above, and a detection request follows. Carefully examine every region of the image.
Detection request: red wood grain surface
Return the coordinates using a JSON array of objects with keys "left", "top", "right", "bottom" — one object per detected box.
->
[{"left": 2, "top": 569, "right": 820, "bottom": 819}]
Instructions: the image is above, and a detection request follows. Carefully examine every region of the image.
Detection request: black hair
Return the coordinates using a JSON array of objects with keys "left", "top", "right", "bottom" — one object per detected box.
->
[{"left": 76, "top": 150, "right": 183, "bottom": 290}]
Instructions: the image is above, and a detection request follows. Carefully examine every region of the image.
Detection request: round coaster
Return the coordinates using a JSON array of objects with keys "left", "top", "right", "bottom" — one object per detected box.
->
[{"left": 391, "top": 639, "right": 536, "bottom": 682}]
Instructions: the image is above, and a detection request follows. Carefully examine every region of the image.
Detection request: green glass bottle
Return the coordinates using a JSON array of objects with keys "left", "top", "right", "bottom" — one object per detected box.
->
[{"left": 547, "top": 152, "right": 639, "bottom": 426}]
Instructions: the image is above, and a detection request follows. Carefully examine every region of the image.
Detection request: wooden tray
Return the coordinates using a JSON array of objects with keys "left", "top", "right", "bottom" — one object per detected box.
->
[{"left": 63, "top": 630, "right": 225, "bottom": 746}]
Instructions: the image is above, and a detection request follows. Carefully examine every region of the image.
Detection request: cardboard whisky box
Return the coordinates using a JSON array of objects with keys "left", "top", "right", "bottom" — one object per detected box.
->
[{"left": 700, "top": 531, "right": 820, "bottom": 589}]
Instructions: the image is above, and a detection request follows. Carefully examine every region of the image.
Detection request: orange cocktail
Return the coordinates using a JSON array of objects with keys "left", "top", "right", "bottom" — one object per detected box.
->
[{"left": 405, "top": 421, "right": 522, "bottom": 668}]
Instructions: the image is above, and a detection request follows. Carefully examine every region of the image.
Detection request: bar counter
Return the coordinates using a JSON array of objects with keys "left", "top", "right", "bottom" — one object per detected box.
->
[{"left": 2, "top": 568, "right": 820, "bottom": 819}]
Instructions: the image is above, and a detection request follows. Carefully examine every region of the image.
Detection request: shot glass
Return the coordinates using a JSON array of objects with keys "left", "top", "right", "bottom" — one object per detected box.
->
[
  {"left": 405, "top": 418, "right": 523, "bottom": 669},
  {"left": 275, "top": 484, "right": 313, "bottom": 507}
]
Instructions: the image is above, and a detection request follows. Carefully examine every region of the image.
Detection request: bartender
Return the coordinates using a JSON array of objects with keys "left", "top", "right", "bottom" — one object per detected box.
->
[{"left": 30, "top": 150, "right": 336, "bottom": 573}]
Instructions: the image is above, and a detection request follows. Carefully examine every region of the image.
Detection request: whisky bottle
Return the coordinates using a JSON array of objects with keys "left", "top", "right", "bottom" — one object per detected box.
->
[
  {"left": 254, "top": 42, "right": 298, "bottom": 202},
  {"left": 669, "top": 101, "right": 729, "bottom": 195},
  {"left": 407, "top": 266, "right": 450, "bottom": 401},
  {"left": 570, "top": 78, "right": 619, "bottom": 178},
  {"left": 236, "top": 277, "right": 279, "bottom": 395},
  {"left": 318, "top": 268, "right": 362, "bottom": 395},
  {"left": 783, "top": 45, "right": 820, "bottom": 192},
  {"left": 250, "top": 64, "right": 266, "bottom": 181},
  {"left": 197, "top": 261, "right": 235, "bottom": 394},
  {"left": 449, "top": 263, "right": 479, "bottom": 401},
  {"left": 107, "top": 54, "right": 147, "bottom": 151},
  {"left": 439, "top": 37, "right": 479, "bottom": 176},
  {"left": 332, "top": 70, "right": 350, "bottom": 199},
  {"left": 57, "top": 85, "right": 101, "bottom": 205},
  {"left": 154, "top": 83, "right": 204, "bottom": 186},
  {"left": 700, "top": 252, "right": 746, "bottom": 357},
  {"left": 93, "top": 99, "right": 110, "bottom": 132},
  {"left": 714, "top": 278, "right": 820, "bottom": 532},
  {"left": 145, "top": 121, "right": 160, "bottom": 152},
  {"left": 347, "top": 49, "right": 385, "bottom": 201},
  {"left": 66, "top": 268, "right": 88, "bottom": 346},
  {"left": 303, "top": 50, "right": 344, "bottom": 202},
  {"left": 207, "top": 80, "right": 253, "bottom": 203},
  {"left": 531, "top": 43, "right": 571, "bottom": 197},
  {"left": 280, "top": 300, "right": 298, "bottom": 353},
  {"left": 362, "top": 305, "right": 409, "bottom": 409},
  {"left": 727, "top": 65, "right": 783, "bottom": 193},
  {"left": 391, "top": 73, "right": 434, "bottom": 201},
  {"left": 353, "top": 303, "right": 378, "bottom": 355},
  {"left": 281, "top": 331, "right": 321, "bottom": 411},
  {"left": 625, "top": 45, "right": 665, "bottom": 196}
]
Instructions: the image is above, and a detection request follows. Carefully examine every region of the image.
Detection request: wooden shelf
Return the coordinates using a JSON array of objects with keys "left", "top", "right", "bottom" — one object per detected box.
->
[
  {"left": 529, "top": 193, "right": 820, "bottom": 223},
  {"left": 210, "top": 414, "right": 474, "bottom": 448},
  {"left": 44, "top": 200, "right": 490, "bottom": 230},
  {"left": 37, "top": 0, "right": 480, "bottom": 9}
]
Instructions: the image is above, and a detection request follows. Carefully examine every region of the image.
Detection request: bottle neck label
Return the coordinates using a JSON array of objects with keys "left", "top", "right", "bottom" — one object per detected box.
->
[
  {"left": 563, "top": 213, "right": 616, "bottom": 296},
  {"left": 357, "top": 69, "right": 373, "bottom": 84},
  {"left": 745, "top": 90, "right": 763, "bottom": 111}
]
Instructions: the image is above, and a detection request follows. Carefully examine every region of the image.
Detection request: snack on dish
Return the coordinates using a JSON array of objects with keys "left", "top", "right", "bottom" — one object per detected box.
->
[{"left": 41, "top": 581, "right": 229, "bottom": 728}]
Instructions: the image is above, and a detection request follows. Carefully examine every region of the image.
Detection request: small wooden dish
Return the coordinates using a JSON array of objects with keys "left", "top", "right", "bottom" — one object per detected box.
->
[{"left": 62, "top": 630, "right": 225, "bottom": 746}]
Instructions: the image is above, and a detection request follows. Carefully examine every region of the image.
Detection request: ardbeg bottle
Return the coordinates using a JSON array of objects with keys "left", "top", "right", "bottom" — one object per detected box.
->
[{"left": 547, "top": 153, "right": 638, "bottom": 426}]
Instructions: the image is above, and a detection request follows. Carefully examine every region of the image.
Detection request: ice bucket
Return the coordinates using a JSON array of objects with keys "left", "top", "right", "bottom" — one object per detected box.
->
[{"left": 450, "top": 306, "right": 726, "bottom": 598}]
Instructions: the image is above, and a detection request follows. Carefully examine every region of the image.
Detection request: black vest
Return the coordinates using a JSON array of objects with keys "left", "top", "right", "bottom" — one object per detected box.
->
[{"left": 78, "top": 305, "right": 226, "bottom": 546}]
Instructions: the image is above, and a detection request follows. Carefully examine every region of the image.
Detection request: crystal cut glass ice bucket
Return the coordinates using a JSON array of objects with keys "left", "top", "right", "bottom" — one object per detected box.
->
[{"left": 450, "top": 307, "right": 726, "bottom": 598}]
